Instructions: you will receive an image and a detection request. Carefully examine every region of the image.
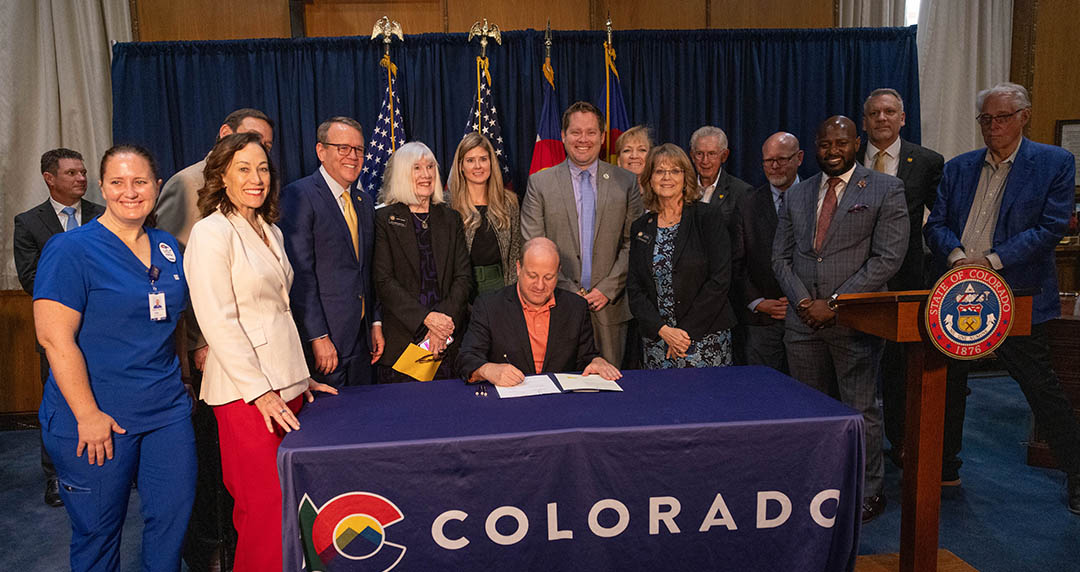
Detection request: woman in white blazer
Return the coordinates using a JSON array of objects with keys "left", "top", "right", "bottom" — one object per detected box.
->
[{"left": 184, "top": 132, "right": 336, "bottom": 572}]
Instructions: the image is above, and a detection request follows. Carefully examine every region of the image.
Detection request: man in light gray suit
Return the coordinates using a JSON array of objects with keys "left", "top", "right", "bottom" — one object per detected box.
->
[
  {"left": 772, "top": 116, "right": 908, "bottom": 523},
  {"left": 521, "top": 101, "right": 644, "bottom": 367}
]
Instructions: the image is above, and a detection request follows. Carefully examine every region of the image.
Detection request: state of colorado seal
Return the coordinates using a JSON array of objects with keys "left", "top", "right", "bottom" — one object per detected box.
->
[{"left": 925, "top": 265, "right": 1014, "bottom": 359}]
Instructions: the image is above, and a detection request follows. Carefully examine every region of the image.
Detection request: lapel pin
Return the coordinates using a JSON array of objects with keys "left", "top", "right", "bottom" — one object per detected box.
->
[
  {"left": 602, "top": 173, "right": 610, "bottom": 180},
  {"left": 906, "top": 157, "right": 913, "bottom": 163},
  {"left": 857, "top": 179, "right": 867, "bottom": 189}
]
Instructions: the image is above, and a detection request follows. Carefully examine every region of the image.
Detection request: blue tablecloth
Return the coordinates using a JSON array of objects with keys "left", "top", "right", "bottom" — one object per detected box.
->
[{"left": 278, "top": 366, "right": 864, "bottom": 571}]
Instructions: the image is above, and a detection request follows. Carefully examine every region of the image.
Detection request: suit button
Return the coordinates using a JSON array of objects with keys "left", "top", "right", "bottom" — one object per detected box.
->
[{"left": 817, "top": 257, "right": 823, "bottom": 262}]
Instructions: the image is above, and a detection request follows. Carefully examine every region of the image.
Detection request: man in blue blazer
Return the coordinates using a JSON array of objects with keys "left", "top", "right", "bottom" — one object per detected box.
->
[
  {"left": 773, "top": 116, "right": 908, "bottom": 522},
  {"left": 280, "top": 117, "right": 384, "bottom": 386},
  {"left": 925, "top": 82, "right": 1080, "bottom": 512}
]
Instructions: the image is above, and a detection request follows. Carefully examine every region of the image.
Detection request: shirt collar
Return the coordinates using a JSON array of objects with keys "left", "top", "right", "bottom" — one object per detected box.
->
[
  {"left": 568, "top": 160, "right": 599, "bottom": 180},
  {"left": 319, "top": 165, "right": 349, "bottom": 197},
  {"left": 50, "top": 196, "right": 79, "bottom": 216},
  {"left": 771, "top": 175, "right": 798, "bottom": 202},
  {"left": 985, "top": 139, "right": 1022, "bottom": 168},
  {"left": 697, "top": 169, "right": 722, "bottom": 189},
  {"left": 517, "top": 284, "right": 557, "bottom": 312},
  {"left": 866, "top": 137, "right": 901, "bottom": 160},
  {"left": 822, "top": 164, "right": 857, "bottom": 188}
]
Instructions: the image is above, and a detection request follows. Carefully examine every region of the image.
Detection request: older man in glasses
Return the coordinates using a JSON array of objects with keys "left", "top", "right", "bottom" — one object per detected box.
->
[
  {"left": 925, "top": 82, "right": 1080, "bottom": 513},
  {"left": 280, "top": 116, "right": 384, "bottom": 387}
]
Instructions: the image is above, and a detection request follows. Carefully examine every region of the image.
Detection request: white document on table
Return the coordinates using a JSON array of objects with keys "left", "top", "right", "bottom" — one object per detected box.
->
[
  {"left": 553, "top": 373, "right": 623, "bottom": 392},
  {"left": 494, "top": 374, "right": 562, "bottom": 398}
]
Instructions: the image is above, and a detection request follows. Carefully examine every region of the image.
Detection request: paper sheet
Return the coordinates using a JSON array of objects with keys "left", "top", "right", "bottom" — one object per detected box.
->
[
  {"left": 554, "top": 373, "right": 623, "bottom": 392},
  {"left": 494, "top": 374, "right": 562, "bottom": 398}
]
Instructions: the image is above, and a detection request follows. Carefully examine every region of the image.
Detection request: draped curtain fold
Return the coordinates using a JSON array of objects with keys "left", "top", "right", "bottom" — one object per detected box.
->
[
  {"left": 839, "top": 0, "right": 907, "bottom": 27},
  {"left": 111, "top": 27, "right": 921, "bottom": 200}
]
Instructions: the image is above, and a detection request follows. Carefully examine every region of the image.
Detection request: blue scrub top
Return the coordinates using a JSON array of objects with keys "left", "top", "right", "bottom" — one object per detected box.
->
[{"left": 35, "top": 219, "right": 192, "bottom": 438}]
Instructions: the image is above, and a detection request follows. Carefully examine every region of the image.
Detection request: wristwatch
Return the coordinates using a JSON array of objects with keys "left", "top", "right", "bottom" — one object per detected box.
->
[{"left": 826, "top": 293, "right": 840, "bottom": 312}]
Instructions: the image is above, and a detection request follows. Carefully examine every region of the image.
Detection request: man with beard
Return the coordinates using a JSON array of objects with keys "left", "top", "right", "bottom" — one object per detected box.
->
[{"left": 772, "top": 116, "right": 908, "bottom": 522}]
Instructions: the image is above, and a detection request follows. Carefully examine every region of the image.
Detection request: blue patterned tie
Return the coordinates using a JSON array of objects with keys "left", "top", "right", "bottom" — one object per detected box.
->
[
  {"left": 62, "top": 206, "right": 78, "bottom": 231},
  {"left": 579, "top": 170, "right": 595, "bottom": 290}
]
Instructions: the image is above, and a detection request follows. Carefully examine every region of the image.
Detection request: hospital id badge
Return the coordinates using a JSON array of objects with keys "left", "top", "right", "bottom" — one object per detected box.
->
[{"left": 149, "top": 292, "right": 167, "bottom": 321}]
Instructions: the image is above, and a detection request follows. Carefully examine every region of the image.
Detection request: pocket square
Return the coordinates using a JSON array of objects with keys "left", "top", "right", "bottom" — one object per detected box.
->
[{"left": 847, "top": 204, "right": 869, "bottom": 213}]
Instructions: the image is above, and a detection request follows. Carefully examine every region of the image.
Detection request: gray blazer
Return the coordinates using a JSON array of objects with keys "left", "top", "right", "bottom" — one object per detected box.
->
[
  {"left": 521, "top": 159, "right": 643, "bottom": 325},
  {"left": 771, "top": 163, "right": 908, "bottom": 332}
]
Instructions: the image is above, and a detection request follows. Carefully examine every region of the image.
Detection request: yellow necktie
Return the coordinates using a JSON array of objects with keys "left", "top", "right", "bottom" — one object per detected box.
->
[
  {"left": 872, "top": 150, "right": 886, "bottom": 173},
  {"left": 340, "top": 190, "right": 359, "bottom": 259}
]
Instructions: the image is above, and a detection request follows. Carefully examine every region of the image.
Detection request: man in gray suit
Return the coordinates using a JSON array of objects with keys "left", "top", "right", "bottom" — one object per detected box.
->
[
  {"left": 772, "top": 116, "right": 908, "bottom": 522},
  {"left": 521, "top": 101, "right": 643, "bottom": 367}
]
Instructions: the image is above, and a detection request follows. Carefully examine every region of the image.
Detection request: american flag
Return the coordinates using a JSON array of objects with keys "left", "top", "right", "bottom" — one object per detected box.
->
[
  {"left": 463, "top": 75, "right": 512, "bottom": 182},
  {"left": 359, "top": 60, "right": 406, "bottom": 197}
]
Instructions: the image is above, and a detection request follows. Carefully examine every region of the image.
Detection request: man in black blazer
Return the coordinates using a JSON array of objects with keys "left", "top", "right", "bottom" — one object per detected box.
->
[
  {"left": 458, "top": 238, "right": 621, "bottom": 386},
  {"left": 13, "top": 148, "right": 104, "bottom": 508},
  {"left": 690, "top": 125, "right": 753, "bottom": 220},
  {"left": 732, "top": 132, "right": 803, "bottom": 373},
  {"left": 858, "top": 88, "right": 945, "bottom": 468}
]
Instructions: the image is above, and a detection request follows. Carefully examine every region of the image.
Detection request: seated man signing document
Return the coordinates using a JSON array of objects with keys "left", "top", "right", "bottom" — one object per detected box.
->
[{"left": 458, "top": 237, "right": 622, "bottom": 386}]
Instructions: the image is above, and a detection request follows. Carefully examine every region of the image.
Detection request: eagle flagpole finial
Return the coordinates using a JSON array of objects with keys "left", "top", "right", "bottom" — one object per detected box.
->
[
  {"left": 371, "top": 16, "right": 404, "bottom": 57},
  {"left": 468, "top": 18, "right": 502, "bottom": 59}
]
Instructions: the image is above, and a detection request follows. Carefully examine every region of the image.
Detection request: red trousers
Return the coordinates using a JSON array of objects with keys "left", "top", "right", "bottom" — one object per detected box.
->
[{"left": 214, "top": 395, "right": 303, "bottom": 572}]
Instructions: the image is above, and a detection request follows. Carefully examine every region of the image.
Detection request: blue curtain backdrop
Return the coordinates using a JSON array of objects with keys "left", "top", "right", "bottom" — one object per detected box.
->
[{"left": 112, "top": 26, "right": 920, "bottom": 193}]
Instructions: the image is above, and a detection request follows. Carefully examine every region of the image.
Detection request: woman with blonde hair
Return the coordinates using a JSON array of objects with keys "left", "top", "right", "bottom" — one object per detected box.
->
[
  {"left": 614, "top": 125, "right": 653, "bottom": 177},
  {"left": 448, "top": 132, "right": 521, "bottom": 295}
]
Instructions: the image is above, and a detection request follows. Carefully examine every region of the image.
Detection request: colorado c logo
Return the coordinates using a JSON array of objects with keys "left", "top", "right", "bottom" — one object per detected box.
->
[
  {"left": 299, "top": 492, "right": 406, "bottom": 571},
  {"left": 925, "top": 265, "right": 1014, "bottom": 359}
]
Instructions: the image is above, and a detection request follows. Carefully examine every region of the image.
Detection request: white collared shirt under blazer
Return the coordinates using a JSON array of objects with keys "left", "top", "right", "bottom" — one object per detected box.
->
[{"left": 185, "top": 210, "right": 311, "bottom": 406}]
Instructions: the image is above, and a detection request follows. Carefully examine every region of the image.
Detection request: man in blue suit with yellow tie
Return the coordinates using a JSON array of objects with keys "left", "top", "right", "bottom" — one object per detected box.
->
[
  {"left": 925, "top": 82, "right": 1080, "bottom": 513},
  {"left": 280, "top": 116, "right": 384, "bottom": 386}
]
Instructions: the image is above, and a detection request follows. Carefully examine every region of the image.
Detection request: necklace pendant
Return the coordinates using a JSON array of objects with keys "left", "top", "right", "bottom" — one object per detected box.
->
[{"left": 422, "top": 220, "right": 429, "bottom": 230}]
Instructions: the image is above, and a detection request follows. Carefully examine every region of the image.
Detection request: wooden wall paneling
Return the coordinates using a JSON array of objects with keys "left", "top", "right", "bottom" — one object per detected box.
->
[
  {"left": 589, "top": 0, "right": 706, "bottom": 31},
  {"left": 134, "top": 0, "right": 291, "bottom": 42},
  {"left": 709, "top": 0, "right": 834, "bottom": 29},
  {"left": 1030, "top": 0, "right": 1080, "bottom": 146},
  {"left": 445, "top": 0, "right": 590, "bottom": 34},
  {"left": 0, "top": 291, "right": 41, "bottom": 414},
  {"left": 306, "top": 0, "right": 447, "bottom": 36}
]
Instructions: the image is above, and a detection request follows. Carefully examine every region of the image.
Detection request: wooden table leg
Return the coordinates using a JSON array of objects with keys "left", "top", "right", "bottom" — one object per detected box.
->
[{"left": 899, "top": 341, "right": 947, "bottom": 572}]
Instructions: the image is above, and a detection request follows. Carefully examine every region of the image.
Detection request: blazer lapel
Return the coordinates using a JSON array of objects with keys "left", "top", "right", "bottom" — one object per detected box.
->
[
  {"left": 557, "top": 162, "right": 582, "bottom": 258},
  {"left": 996, "top": 138, "right": 1032, "bottom": 223},
  {"left": 502, "top": 287, "right": 537, "bottom": 375},
  {"left": 430, "top": 205, "right": 450, "bottom": 295},
  {"left": 896, "top": 139, "right": 915, "bottom": 182},
  {"left": 389, "top": 204, "right": 421, "bottom": 282},
  {"left": 593, "top": 162, "right": 612, "bottom": 244},
  {"left": 819, "top": 166, "right": 867, "bottom": 252},
  {"left": 672, "top": 202, "right": 693, "bottom": 265},
  {"left": 313, "top": 173, "right": 358, "bottom": 263},
  {"left": 541, "top": 292, "right": 569, "bottom": 374},
  {"left": 804, "top": 173, "right": 823, "bottom": 248},
  {"left": 79, "top": 199, "right": 102, "bottom": 224},
  {"left": 225, "top": 212, "right": 289, "bottom": 293},
  {"left": 35, "top": 201, "right": 64, "bottom": 235}
]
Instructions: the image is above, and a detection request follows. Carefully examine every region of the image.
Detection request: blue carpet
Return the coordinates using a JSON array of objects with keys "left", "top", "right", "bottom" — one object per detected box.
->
[
  {"left": 859, "top": 375, "right": 1080, "bottom": 571},
  {"left": 1, "top": 375, "right": 1077, "bottom": 570}
]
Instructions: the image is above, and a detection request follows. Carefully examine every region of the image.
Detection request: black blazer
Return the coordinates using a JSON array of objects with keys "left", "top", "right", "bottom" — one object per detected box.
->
[
  {"left": 13, "top": 198, "right": 105, "bottom": 294},
  {"left": 857, "top": 139, "right": 944, "bottom": 289},
  {"left": 705, "top": 169, "right": 754, "bottom": 223},
  {"left": 457, "top": 286, "right": 599, "bottom": 379},
  {"left": 627, "top": 201, "right": 737, "bottom": 341},
  {"left": 731, "top": 185, "right": 786, "bottom": 326},
  {"left": 373, "top": 202, "right": 474, "bottom": 367}
]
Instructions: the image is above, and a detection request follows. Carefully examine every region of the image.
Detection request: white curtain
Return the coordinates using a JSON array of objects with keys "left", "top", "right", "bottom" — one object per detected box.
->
[
  {"left": 0, "top": 0, "right": 130, "bottom": 290},
  {"left": 918, "top": 0, "right": 1013, "bottom": 161},
  {"left": 838, "top": 0, "right": 907, "bottom": 27}
]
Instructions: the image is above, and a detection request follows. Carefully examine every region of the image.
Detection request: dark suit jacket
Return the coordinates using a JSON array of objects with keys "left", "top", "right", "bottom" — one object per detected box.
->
[
  {"left": 627, "top": 201, "right": 737, "bottom": 340},
  {"left": 731, "top": 185, "right": 786, "bottom": 326},
  {"left": 702, "top": 169, "right": 753, "bottom": 222},
  {"left": 857, "top": 138, "right": 944, "bottom": 289},
  {"left": 279, "top": 170, "right": 378, "bottom": 361},
  {"left": 457, "top": 286, "right": 599, "bottom": 378},
  {"left": 925, "top": 138, "right": 1075, "bottom": 325},
  {"left": 14, "top": 198, "right": 105, "bottom": 294},
  {"left": 772, "top": 164, "right": 909, "bottom": 333},
  {"left": 373, "top": 202, "right": 473, "bottom": 367}
]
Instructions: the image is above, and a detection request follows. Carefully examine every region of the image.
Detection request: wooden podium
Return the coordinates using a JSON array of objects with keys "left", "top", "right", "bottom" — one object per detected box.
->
[{"left": 835, "top": 290, "right": 1033, "bottom": 572}]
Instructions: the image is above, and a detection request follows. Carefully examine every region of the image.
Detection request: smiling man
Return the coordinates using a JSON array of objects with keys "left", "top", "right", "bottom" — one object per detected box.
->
[
  {"left": 772, "top": 115, "right": 908, "bottom": 523},
  {"left": 689, "top": 125, "right": 752, "bottom": 219},
  {"left": 279, "top": 116, "right": 384, "bottom": 388},
  {"left": 458, "top": 237, "right": 621, "bottom": 386},
  {"left": 521, "top": 101, "right": 643, "bottom": 368}
]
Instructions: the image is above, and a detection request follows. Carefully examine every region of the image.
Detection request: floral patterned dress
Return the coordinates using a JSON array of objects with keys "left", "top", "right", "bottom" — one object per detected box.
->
[{"left": 642, "top": 224, "right": 733, "bottom": 369}]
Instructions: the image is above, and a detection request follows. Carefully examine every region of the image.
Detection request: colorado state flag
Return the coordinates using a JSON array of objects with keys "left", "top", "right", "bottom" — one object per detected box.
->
[{"left": 529, "top": 56, "right": 565, "bottom": 174}]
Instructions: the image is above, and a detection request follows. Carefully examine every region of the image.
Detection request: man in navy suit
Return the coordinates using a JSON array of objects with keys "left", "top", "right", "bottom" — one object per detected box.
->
[
  {"left": 925, "top": 82, "right": 1080, "bottom": 513},
  {"left": 280, "top": 116, "right": 384, "bottom": 386},
  {"left": 13, "top": 148, "right": 104, "bottom": 508},
  {"left": 773, "top": 116, "right": 908, "bottom": 522}
]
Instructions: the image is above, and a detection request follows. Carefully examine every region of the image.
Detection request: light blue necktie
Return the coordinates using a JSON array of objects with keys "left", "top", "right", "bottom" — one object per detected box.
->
[
  {"left": 62, "top": 206, "right": 78, "bottom": 231},
  {"left": 579, "top": 170, "right": 595, "bottom": 290}
]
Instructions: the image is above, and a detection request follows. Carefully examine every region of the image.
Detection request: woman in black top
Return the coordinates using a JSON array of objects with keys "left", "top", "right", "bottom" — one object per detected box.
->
[{"left": 374, "top": 142, "right": 473, "bottom": 382}]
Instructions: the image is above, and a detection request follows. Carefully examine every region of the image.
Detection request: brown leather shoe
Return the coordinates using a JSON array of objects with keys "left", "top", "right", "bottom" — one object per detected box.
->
[{"left": 861, "top": 494, "right": 887, "bottom": 523}]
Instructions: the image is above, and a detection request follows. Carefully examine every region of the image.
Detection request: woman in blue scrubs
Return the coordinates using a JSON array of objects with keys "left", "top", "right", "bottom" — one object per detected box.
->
[{"left": 34, "top": 144, "right": 196, "bottom": 572}]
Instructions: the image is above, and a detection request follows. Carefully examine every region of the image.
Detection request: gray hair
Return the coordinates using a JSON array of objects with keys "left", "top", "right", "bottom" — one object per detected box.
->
[
  {"left": 379, "top": 141, "right": 445, "bottom": 206},
  {"left": 863, "top": 88, "right": 905, "bottom": 114},
  {"left": 689, "top": 125, "right": 728, "bottom": 153},
  {"left": 316, "top": 116, "right": 364, "bottom": 143},
  {"left": 976, "top": 82, "right": 1031, "bottom": 112}
]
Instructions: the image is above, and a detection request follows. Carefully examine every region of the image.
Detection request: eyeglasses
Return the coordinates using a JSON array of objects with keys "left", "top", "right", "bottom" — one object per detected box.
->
[
  {"left": 321, "top": 142, "right": 365, "bottom": 157},
  {"left": 976, "top": 108, "right": 1026, "bottom": 126},
  {"left": 653, "top": 168, "right": 684, "bottom": 178},
  {"left": 763, "top": 151, "right": 800, "bottom": 168}
]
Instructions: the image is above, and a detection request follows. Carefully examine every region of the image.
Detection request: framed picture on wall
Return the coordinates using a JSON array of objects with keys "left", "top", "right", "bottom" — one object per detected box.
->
[{"left": 1055, "top": 119, "right": 1080, "bottom": 188}]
